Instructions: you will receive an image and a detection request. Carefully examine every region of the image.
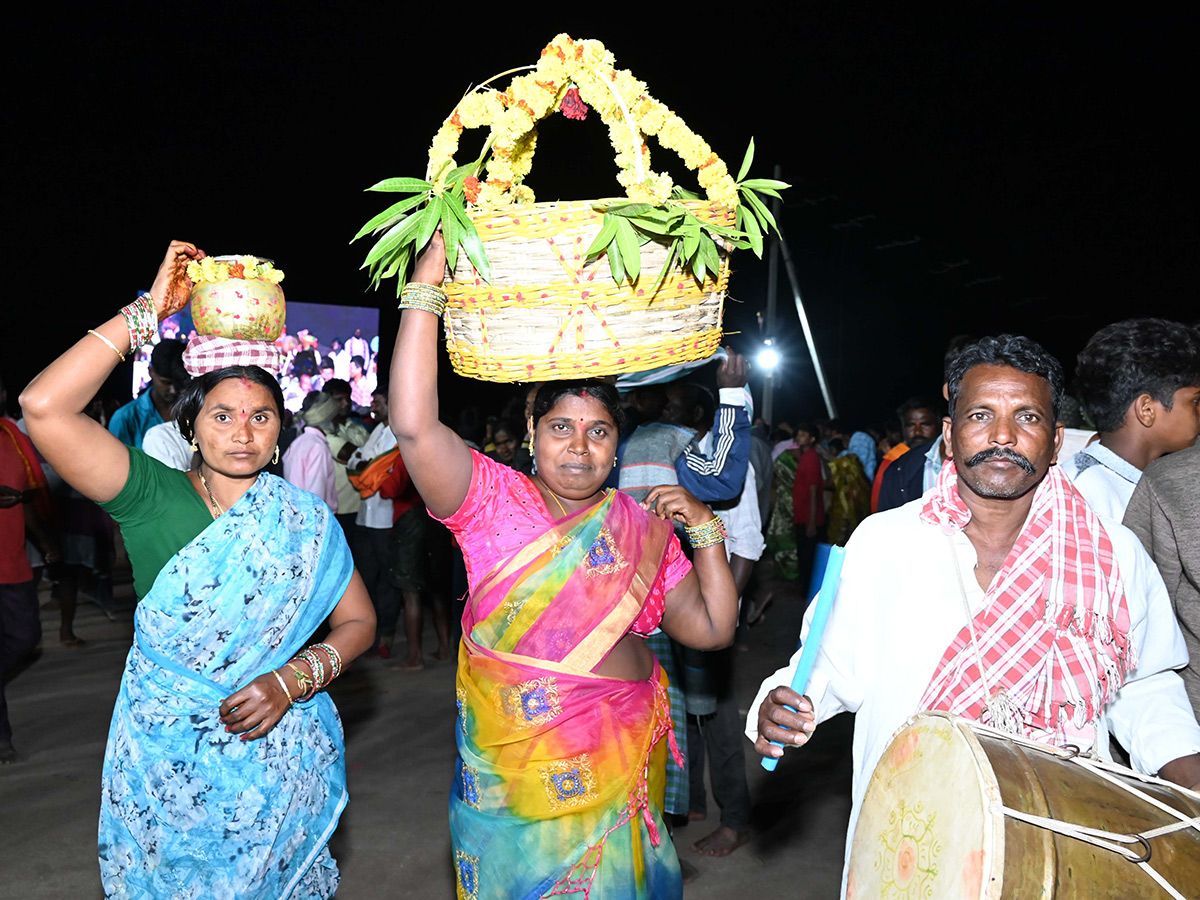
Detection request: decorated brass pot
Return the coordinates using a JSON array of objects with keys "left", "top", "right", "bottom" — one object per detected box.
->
[{"left": 189, "top": 255, "right": 286, "bottom": 341}]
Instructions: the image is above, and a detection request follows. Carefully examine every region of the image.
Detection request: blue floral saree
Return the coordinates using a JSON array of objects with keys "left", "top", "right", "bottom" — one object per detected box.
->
[{"left": 98, "top": 474, "right": 354, "bottom": 900}]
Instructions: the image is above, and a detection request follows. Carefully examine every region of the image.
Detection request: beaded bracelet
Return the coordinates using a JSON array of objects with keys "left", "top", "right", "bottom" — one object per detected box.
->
[
  {"left": 286, "top": 661, "right": 316, "bottom": 702},
  {"left": 120, "top": 292, "right": 158, "bottom": 350},
  {"left": 685, "top": 515, "right": 727, "bottom": 549},
  {"left": 296, "top": 647, "right": 326, "bottom": 691},
  {"left": 399, "top": 282, "right": 448, "bottom": 317},
  {"left": 271, "top": 669, "right": 294, "bottom": 706},
  {"left": 311, "top": 642, "right": 343, "bottom": 682}
]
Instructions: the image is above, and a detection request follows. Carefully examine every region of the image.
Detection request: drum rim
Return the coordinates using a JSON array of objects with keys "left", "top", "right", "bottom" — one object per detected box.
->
[{"left": 848, "top": 711, "right": 1006, "bottom": 900}]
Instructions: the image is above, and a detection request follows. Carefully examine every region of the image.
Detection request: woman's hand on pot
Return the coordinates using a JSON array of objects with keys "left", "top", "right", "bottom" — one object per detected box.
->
[
  {"left": 149, "top": 241, "right": 206, "bottom": 320},
  {"left": 641, "top": 485, "right": 713, "bottom": 528},
  {"left": 219, "top": 672, "right": 292, "bottom": 740}
]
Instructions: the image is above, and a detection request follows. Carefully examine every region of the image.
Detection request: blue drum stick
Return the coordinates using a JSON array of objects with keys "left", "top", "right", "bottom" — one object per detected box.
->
[{"left": 761, "top": 545, "right": 846, "bottom": 771}]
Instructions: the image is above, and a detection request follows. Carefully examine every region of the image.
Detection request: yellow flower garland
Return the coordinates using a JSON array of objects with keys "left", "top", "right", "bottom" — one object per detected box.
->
[
  {"left": 186, "top": 256, "right": 285, "bottom": 285},
  {"left": 426, "top": 34, "right": 739, "bottom": 211}
]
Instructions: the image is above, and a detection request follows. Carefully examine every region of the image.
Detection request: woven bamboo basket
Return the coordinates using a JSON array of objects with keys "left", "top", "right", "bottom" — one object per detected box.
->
[{"left": 443, "top": 199, "right": 733, "bottom": 382}]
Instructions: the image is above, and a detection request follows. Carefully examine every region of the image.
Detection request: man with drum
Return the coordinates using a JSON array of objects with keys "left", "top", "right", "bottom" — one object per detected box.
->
[{"left": 747, "top": 335, "right": 1200, "bottom": 894}]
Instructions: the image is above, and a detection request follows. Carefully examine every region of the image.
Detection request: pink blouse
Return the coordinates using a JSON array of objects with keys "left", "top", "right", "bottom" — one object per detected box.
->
[{"left": 438, "top": 451, "right": 691, "bottom": 636}]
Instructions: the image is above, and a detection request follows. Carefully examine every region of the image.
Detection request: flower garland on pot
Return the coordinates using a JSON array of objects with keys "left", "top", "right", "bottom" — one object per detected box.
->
[{"left": 356, "top": 34, "right": 786, "bottom": 294}]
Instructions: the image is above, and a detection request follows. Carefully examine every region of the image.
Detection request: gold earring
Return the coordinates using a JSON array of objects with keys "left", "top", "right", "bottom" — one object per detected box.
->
[
  {"left": 189, "top": 442, "right": 199, "bottom": 452},
  {"left": 273, "top": 445, "right": 281, "bottom": 465}
]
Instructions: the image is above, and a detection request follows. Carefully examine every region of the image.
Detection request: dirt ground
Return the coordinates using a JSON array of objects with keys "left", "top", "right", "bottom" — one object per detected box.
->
[{"left": 0, "top": 569, "right": 853, "bottom": 898}]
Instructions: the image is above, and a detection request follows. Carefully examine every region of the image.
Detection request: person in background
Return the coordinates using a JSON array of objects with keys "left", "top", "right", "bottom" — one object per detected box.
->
[
  {"left": 487, "top": 418, "right": 522, "bottom": 469},
  {"left": 346, "top": 390, "right": 399, "bottom": 657},
  {"left": 872, "top": 397, "right": 942, "bottom": 513},
  {"left": 1125, "top": 439, "right": 1200, "bottom": 718},
  {"left": 826, "top": 419, "right": 878, "bottom": 482},
  {"left": 764, "top": 435, "right": 800, "bottom": 581},
  {"left": 108, "top": 339, "right": 188, "bottom": 450},
  {"left": 346, "top": 327, "right": 371, "bottom": 371},
  {"left": 1063, "top": 318, "right": 1200, "bottom": 519},
  {"left": 283, "top": 392, "right": 339, "bottom": 512},
  {"left": 791, "top": 422, "right": 825, "bottom": 589},
  {"left": 686, "top": 455, "right": 764, "bottom": 859},
  {"left": 1, "top": 384, "right": 54, "bottom": 762},
  {"left": 377, "top": 444, "right": 453, "bottom": 669},
  {"left": 321, "top": 379, "right": 371, "bottom": 446},
  {"left": 824, "top": 436, "right": 870, "bottom": 546}
]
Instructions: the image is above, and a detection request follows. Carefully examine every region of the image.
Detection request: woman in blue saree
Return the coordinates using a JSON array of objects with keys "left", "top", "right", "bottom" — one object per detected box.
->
[{"left": 21, "top": 241, "right": 376, "bottom": 899}]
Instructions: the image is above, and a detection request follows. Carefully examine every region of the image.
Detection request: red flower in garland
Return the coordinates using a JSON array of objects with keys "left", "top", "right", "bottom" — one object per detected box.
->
[
  {"left": 463, "top": 175, "right": 482, "bottom": 203},
  {"left": 559, "top": 87, "right": 589, "bottom": 121},
  {"left": 227, "top": 262, "right": 246, "bottom": 279}
]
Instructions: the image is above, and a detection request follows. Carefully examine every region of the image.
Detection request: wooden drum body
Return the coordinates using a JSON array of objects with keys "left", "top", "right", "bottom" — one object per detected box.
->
[{"left": 848, "top": 712, "right": 1200, "bottom": 899}]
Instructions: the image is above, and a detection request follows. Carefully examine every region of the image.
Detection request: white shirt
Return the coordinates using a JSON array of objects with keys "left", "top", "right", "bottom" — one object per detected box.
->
[
  {"left": 715, "top": 461, "right": 765, "bottom": 564},
  {"left": 1061, "top": 441, "right": 1141, "bottom": 520},
  {"left": 745, "top": 497, "right": 1200, "bottom": 894},
  {"left": 142, "top": 421, "right": 193, "bottom": 471},
  {"left": 347, "top": 423, "right": 398, "bottom": 529}
]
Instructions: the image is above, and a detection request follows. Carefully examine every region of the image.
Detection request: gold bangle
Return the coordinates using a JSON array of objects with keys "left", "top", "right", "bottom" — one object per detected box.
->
[
  {"left": 87, "top": 329, "right": 126, "bottom": 362},
  {"left": 685, "top": 515, "right": 727, "bottom": 549},
  {"left": 271, "top": 668, "right": 294, "bottom": 706}
]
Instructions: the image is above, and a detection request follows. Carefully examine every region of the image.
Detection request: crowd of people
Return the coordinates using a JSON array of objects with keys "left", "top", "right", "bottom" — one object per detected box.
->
[{"left": 1, "top": 236, "right": 1199, "bottom": 899}]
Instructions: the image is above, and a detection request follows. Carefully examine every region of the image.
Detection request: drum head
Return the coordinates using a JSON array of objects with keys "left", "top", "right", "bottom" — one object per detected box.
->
[{"left": 848, "top": 713, "right": 1002, "bottom": 900}]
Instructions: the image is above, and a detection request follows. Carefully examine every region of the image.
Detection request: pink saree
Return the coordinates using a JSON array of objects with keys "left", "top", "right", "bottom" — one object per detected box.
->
[{"left": 443, "top": 455, "right": 686, "bottom": 900}]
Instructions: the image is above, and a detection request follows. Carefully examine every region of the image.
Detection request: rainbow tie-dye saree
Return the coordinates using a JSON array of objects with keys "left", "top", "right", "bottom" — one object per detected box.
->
[{"left": 451, "top": 488, "right": 684, "bottom": 900}]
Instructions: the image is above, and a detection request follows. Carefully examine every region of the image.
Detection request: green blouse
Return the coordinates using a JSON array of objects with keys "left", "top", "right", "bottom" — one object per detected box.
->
[{"left": 100, "top": 448, "right": 213, "bottom": 599}]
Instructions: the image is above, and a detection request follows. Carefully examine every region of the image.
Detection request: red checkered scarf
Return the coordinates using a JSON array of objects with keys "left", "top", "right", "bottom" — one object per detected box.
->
[
  {"left": 917, "top": 459, "right": 1136, "bottom": 744},
  {"left": 182, "top": 336, "right": 283, "bottom": 376}
]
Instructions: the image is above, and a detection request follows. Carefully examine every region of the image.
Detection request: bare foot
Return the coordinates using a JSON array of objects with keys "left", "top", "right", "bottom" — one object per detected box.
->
[
  {"left": 687, "top": 810, "right": 707, "bottom": 822},
  {"left": 60, "top": 634, "right": 85, "bottom": 649},
  {"left": 393, "top": 657, "right": 425, "bottom": 671},
  {"left": 692, "top": 825, "right": 749, "bottom": 857},
  {"left": 679, "top": 859, "right": 700, "bottom": 884},
  {"left": 433, "top": 646, "right": 454, "bottom": 661}
]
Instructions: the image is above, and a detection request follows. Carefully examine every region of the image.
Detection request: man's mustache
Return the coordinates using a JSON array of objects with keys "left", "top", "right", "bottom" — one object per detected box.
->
[{"left": 964, "top": 447, "right": 1036, "bottom": 474}]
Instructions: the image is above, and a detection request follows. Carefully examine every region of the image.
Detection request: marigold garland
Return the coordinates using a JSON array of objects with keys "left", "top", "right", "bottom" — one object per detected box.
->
[
  {"left": 186, "top": 255, "right": 285, "bottom": 285},
  {"left": 426, "top": 34, "right": 739, "bottom": 210}
]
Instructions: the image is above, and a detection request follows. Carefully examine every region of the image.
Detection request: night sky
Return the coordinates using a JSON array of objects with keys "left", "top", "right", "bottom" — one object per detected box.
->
[{"left": 6, "top": 7, "right": 1197, "bottom": 428}]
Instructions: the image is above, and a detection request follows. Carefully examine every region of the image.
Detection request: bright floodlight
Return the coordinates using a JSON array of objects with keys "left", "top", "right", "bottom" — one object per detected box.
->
[{"left": 757, "top": 346, "right": 781, "bottom": 371}]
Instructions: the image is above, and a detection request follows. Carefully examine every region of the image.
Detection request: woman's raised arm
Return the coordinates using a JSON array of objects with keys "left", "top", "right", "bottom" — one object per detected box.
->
[
  {"left": 20, "top": 241, "right": 203, "bottom": 503},
  {"left": 387, "top": 233, "right": 473, "bottom": 519}
]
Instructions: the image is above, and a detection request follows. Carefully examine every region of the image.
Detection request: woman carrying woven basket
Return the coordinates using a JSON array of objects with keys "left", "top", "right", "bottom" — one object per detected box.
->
[
  {"left": 391, "top": 234, "right": 738, "bottom": 900},
  {"left": 19, "top": 241, "right": 376, "bottom": 899}
]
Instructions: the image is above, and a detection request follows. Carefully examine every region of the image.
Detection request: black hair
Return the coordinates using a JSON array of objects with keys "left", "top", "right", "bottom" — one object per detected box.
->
[
  {"left": 793, "top": 421, "right": 817, "bottom": 439},
  {"left": 350, "top": 356, "right": 366, "bottom": 371},
  {"left": 896, "top": 396, "right": 943, "bottom": 424},
  {"left": 174, "top": 366, "right": 286, "bottom": 443},
  {"left": 492, "top": 418, "right": 521, "bottom": 440},
  {"left": 828, "top": 437, "right": 846, "bottom": 455},
  {"left": 943, "top": 334, "right": 978, "bottom": 384},
  {"left": 670, "top": 382, "right": 715, "bottom": 429},
  {"left": 946, "top": 335, "right": 1065, "bottom": 421},
  {"left": 532, "top": 380, "right": 624, "bottom": 431},
  {"left": 1073, "top": 318, "right": 1200, "bottom": 433},
  {"left": 150, "top": 339, "right": 189, "bottom": 385},
  {"left": 321, "top": 378, "right": 351, "bottom": 397}
]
